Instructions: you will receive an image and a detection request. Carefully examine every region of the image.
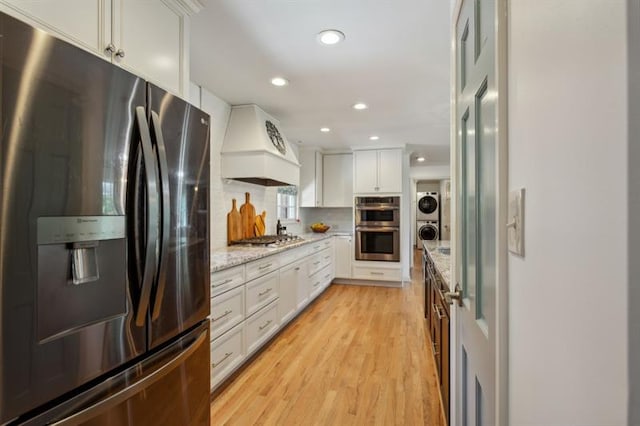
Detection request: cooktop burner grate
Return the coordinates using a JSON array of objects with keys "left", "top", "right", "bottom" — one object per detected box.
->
[{"left": 231, "top": 235, "right": 302, "bottom": 246}]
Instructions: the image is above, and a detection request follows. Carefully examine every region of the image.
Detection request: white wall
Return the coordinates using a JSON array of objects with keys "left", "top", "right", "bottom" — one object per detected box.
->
[
  {"left": 507, "top": 1, "right": 628, "bottom": 424},
  {"left": 193, "top": 85, "right": 277, "bottom": 249}
]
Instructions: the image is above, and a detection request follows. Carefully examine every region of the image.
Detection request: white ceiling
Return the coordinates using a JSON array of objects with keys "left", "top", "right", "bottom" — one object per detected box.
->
[{"left": 190, "top": 0, "right": 451, "bottom": 162}]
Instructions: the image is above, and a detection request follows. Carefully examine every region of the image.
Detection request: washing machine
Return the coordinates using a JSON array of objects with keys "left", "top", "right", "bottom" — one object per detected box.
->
[
  {"left": 417, "top": 221, "right": 439, "bottom": 245},
  {"left": 417, "top": 192, "right": 439, "bottom": 221}
]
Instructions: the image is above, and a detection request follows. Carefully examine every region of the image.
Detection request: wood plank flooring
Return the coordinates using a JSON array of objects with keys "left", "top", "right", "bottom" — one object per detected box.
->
[{"left": 210, "top": 250, "right": 445, "bottom": 425}]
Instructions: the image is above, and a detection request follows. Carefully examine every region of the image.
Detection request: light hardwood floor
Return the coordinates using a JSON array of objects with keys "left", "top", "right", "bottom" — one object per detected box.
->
[{"left": 210, "top": 250, "right": 445, "bottom": 425}]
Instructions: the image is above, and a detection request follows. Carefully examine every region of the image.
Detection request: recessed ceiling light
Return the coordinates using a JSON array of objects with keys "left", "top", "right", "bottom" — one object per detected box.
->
[
  {"left": 369, "top": 135, "right": 379, "bottom": 140},
  {"left": 320, "top": 127, "right": 331, "bottom": 133},
  {"left": 317, "top": 29, "right": 345, "bottom": 45},
  {"left": 353, "top": 103, "right": 368, "bottom": 110},
  {"left": 271, "top": 77, "right": 289, "bottom": 87},
  {"left": 417, "top": 156, "right": 426, "bottom": 162}
]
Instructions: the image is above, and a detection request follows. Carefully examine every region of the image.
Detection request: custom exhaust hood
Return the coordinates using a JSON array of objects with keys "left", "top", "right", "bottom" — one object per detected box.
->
[{"left": 221, "top": 104, "right": 300, "bottom": 186}]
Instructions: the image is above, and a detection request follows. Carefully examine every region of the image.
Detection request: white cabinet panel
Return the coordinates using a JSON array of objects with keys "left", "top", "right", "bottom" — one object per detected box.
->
[
  {"left": 377, "top": 149, "right": 403, "bottom": 193},
  {"left": 211, "top": 264, "right": 245, "bottom": 297},
  {"left": 113, "top": 0, "right": 183, "bottom": 94},
  {"left": 334, "top": 235, "right": 353, "bottom": 278},
  {"left": 211, "top": 322, "right": 245, "bottom": 389},
  {"left": 300, "top": 149, "right": 323, "bottom": 207},
  {"left": 323, "top": 153, "right": 353, "bottom": 207},
  {"left": 245, "top": 301, "right": 279, "bottom": 355},
  {"left": 354, "top": 150, "right": 379, "bottom": 193},
  {"left": 210, "top": 285, "right": 244, "bottom": 340},
  {"left": 245, "top": 271, "right": 279, "bottom": 317},
  {"left": 279, "top": 259, "right": 304, "bottom": 324},
  {"left": 354, "top": 149, "right": 403, "bottom": 194}
]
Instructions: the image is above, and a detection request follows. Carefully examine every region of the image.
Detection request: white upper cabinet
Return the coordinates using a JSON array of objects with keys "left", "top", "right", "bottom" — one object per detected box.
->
[
  {"left": 113, "top": 0, "right": 184, "bottom": 95},
  {"left": 322, "top": 153, "right": 353, "bottom": 207},
  {"left": 299, "top": 149, "right": 323, "bottom": 207},
  {"left": 0, "top": 0, "right": 197, "bottom": 96},
  {"left": 354, "top": 149, "right": 403, "bottom": 194}
]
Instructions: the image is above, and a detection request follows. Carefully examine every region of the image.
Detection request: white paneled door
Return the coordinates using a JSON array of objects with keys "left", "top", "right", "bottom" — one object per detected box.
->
[{"left": 454, "top": 0, "right": 507, "bottom": 424}]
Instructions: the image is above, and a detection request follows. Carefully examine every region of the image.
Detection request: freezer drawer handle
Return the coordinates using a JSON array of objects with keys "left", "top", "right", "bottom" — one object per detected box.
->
[
  {"left": 51, "top": 328, "right": 208, "bottom": 425},
  {"left": 212, "top": 352, "right": 233, "bottom": 368},
  {"left": 211, "top": 310, "right": 232, "bottom": 322}
]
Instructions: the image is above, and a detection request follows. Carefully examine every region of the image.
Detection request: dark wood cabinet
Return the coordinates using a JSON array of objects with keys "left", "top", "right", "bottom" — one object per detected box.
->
[{"left": 423, "top": 247, "right": 450, "bottom": 424}]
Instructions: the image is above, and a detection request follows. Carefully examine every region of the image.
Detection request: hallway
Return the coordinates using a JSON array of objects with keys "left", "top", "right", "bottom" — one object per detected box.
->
[{"left": 210, "top": 250, "right": 445, "bottom": 425}]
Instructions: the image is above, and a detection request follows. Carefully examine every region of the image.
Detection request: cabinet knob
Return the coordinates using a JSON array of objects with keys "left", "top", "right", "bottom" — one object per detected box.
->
[
  {"left": 115, "top": 49, "right": 126, "bottom": 58},
  {"left": 105, "top": 43, "right": 116, "bottom": 54}
]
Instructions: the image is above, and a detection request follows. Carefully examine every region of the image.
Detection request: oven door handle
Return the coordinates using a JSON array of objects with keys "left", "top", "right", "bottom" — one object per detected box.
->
[
  {"left": 355, "top": 226, "right": 399, "bottom": 232},
  {"left": 355, "top": 206, "right": 400, "bottom": 211}
]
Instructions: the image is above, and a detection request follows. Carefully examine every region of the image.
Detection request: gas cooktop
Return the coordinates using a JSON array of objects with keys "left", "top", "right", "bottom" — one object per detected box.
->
[{"left": 230, "top": 235, "right": 303, "bottom": 247}]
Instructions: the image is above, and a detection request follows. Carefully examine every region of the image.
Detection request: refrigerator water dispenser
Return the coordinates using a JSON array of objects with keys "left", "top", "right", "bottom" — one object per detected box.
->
[{"left": 36, "top": 216, "right": 128, "bottom": 343}]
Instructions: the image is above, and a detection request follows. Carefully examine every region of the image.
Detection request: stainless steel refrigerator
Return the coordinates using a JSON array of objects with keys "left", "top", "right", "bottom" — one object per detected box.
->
[{"left": 0, "top": 12, "right": 211, "bottom": 425}]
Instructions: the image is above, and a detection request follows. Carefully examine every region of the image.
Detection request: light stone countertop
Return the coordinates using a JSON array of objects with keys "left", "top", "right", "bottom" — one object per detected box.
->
[
  {"left": 211, "top": 232, "right": 334, "bottom": 273},
  {"left": 422, "top": 240, "right": 451, "bottom": 289}
]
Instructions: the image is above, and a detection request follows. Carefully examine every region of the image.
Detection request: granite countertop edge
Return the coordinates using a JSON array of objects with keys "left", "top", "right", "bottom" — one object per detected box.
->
[
  {"left": 422, "top": 240, "right": 452, "bottom": 289},
  {"left": 211, "top": 233, "right": 335, "bottom": 273}
]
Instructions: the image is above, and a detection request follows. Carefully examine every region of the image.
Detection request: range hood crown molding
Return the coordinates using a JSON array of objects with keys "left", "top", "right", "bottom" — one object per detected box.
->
[{"left": 221, "top": 104, "right": 300, "bottom": 187}]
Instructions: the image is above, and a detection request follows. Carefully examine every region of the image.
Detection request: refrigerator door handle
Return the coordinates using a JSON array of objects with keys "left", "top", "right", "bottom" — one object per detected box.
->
[
  {"left": 134, "top": 106, "right": 160, "bottom": 327},
  {"left": 49, "top": 328, "right": 208, "bottom": 425},
  {"left": 149, "top": 110, "right": 171, "bottom": 320}
]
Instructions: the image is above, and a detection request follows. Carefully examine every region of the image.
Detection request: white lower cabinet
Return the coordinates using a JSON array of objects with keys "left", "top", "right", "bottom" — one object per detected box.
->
[
  {"left": 210, "top": 285, "right": 244, "bottom": 339},
  {"left": 334, "top": 235, "right": 353, "bottom": 278},
  {"left": 210, "top": 237, "right": 336, "bottom": 390},
  {"left": 245, "top": 300, "right": 279, "bottom": 355},
  {"left": 352, "top": 263, "right": 402, "bottom": 282},
  {"left": 279, "top": 259, "right": 305, "bottom": 324},
  {"left": 211, "top": 322, "right": 245, "bottom": 387}
]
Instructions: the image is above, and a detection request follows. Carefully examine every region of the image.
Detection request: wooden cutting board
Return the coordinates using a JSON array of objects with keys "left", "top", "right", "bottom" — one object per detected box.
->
[
  {"left": 227, "top": 199, "right": 242, "bottom": 245},
  {"left": 254, "top": 211, "right": 266, "bottom": 236},
  {"left": 239, "top": 192, "right": 256, "bottom": 239}
]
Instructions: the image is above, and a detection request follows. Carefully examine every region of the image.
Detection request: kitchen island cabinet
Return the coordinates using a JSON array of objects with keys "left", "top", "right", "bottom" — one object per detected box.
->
[
  {"left": 423, "top": 240, "right": 451, "bottom": 422},
  {"left": 0, "top": 0, "right": 198, "bottom": 96}
]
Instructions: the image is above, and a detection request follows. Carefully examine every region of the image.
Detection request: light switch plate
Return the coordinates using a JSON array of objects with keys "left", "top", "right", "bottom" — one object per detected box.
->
[{"left": 507, "top": 188, "right": 525, "bottom": 256}]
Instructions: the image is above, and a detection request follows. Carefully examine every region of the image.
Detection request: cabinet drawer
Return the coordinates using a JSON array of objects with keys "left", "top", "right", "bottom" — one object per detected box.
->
[
  {"left": 245, "top": 300, "right": 279, "bottom": 355},
  {"left": 246, "top": 271, "right": 279, "bottom": 317},
  {"left": 211, "top": 265, "right": 245, "bottom": 297},
  {"left": 319, "top": 247, "right": 333, "bottom": 269},
  {"left": 211, "top": 322, "right": 245, "bottom": 389},
  {"left": 308, "top": 240, "right": 327, "bottom": 254},
  {"left": 246, "top": 256, "right": 280, "bottom": 281},
  {"left": 278, "top": 246, "right": 305, "bottom": 267},
  {"left": 352, "top": 265, "right": 402, "bottom": 281},
  {"left": 321, "top": 238, "right": 334, "bottom": 251},
  {"left": 210, "top": 286, "right": 244, "bottom": 340},
  {"left": 307, "top": 252, "right": 324, "bottom": 276},
  {"left": 309, "top": 270, "right": 324, "bottom": 300}
]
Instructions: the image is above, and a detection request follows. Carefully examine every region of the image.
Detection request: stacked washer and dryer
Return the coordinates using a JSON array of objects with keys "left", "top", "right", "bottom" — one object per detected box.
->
[{"left": 417, "top": 192, "right": 440, "bottom": 244}]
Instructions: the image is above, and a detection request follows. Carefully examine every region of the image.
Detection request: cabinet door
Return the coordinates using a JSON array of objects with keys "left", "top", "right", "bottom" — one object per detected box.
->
[
  {"left": 334, "top": 236, "right": 352, "bottom": 278},
  {"left": 377, "top": 149, "right": 403, "bottom": 193},
  {"left": 353, "top": 150, "right": 379, "bottom": 193},
  {"left": 112, "top": 0, "right": 184, "bottom": 95},
  {"left": 296, "top": 259, "right": 310, "bottom": 309},
  {"left": 299, "top": 149, "right": 322, "bottom": 207},
  {"left": 323, "top": 154, "right": 353, "bottom": 207},
  {"left": 279, "top": 260, "right": 303, "bottom": 324},
  {"left": 0, "top": 0, "right": 111, "bottom": 58}
]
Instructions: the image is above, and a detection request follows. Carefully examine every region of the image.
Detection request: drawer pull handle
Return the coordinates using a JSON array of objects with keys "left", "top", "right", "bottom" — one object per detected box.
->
[
  {"left": 258, "top": 288, "right": 273, "bottom": 297},
  {"left": 370, "top": 271, "right": 384, "bottom": 276},
  {"left": 313, "top": 261, "right": 321, "bottom": 266},
  {"left": 258, "top": 263, "right": 273, "bottom": 270},
  {"left": 213, "top": 278, "right": 233, "bottom": 288},
  {"left": 324, "top": 256, "right": 330, "bottom": 260},
  {"left": 259, "top": 320, "right": 273, "bottom": 330},
  {"left": 433, "top": 303, "right": 444, "bottom": 321},
  {"left": 212, "top": 352, "right": 233, "bottom": 368},
  {"left": 211, "top": 309, "right": 232, "bottom": 322},
  {"left": 324, "top": 274, "right": 330, "bottom": 279},
  {"left": 294, "top": 267, "right": 301, "bottom": 271},
  {"left": 314, "top": 281, "right": 321, "bottom": 287},
  {"left": 313, "top": 245, "right": 320, "bottom": 250},
  {"left": 432, "top": 343, "right": 439, "bottom": 356}
]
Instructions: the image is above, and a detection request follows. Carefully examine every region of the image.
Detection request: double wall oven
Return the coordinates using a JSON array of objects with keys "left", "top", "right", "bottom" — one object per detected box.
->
[{"left": 355, "top": 196, "right": 400, "bottom": 262}]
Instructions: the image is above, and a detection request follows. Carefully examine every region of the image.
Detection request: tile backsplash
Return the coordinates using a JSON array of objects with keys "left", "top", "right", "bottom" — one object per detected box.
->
[{"left": 298, "top": 207, "right": 353, "bottom": 234}]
